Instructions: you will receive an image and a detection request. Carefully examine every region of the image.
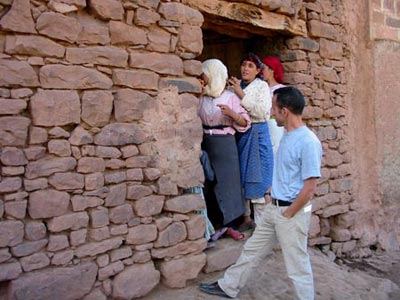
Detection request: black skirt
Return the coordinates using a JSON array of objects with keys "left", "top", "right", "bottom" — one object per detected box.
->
[{"left": 202, "top": 134, "right": 245, "bottom": 226}]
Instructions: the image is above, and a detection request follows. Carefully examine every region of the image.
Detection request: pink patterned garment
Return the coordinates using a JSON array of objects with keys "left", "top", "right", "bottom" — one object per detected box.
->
[{"left": 198, "top": 90, "right": 251, "bottom": 135}]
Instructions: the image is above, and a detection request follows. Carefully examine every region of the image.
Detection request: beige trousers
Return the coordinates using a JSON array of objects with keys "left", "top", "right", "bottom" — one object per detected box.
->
[{"left": 218, "top": 202, "right": 314, "bottom": 300}]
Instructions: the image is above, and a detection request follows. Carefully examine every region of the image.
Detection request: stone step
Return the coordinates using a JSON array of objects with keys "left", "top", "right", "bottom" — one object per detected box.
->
[{"left": 203, "top": 230, "right": 252, "bottom": 273}]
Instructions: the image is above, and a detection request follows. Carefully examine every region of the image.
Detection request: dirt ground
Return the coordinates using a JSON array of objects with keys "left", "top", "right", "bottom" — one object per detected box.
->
[{"left": 140, "top": 247, "right": 400, "bottom": 300}]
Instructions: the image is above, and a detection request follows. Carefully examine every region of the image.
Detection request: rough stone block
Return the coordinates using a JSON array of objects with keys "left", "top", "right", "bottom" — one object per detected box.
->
[
  {"left": 164, "top": 193, "right": 205, "bottom": 214},
  {"left": 66, "top": 46, "right": 128, "bottom": 67},
  {"left": 126, "top": 224, "right": 157, "bottom": 245},
  {"left": 51, "top": 250, "right": 74, "bottom": 266},
  {"left": 5, "top": 200, "right": 27, "bottom": 219},
  {"left": 110, "top": 246, "right": 132, "bottom": 262},
  {"left": 330, "top": 227, "right": 352, "bottom": 242},
  {"left": 113, "top": 69, "right": 158, "bottom": 90},
  {"left": 5, "top": 35, "right": 65, "bottom": 58},
  {"left": 0, "top": 262, "right": 22, "bottom": 282},
  {"left": 36, "top": 12, "right": 81, "bottom": 43},
  {"left": 75, "top": 237, "right": 123, "bottom": 258},
  {"left": 0, "top": 117, "right": 30, "bottom": 147},
  {"left": 77, "top": 157, "right": 105, "bottom": 173},
  {"left": 88, "top": 0, "right": 124, "bottom": 20},
  {"left": 24, "top": 178, "right": 48, "bottom": 192},
  {"left": 49, "top": 172, "right": 84, "bottom": 190},
  {"left": 109, "top": 21, "right": 147, "bottom": 45},
  {"left": 94, "top": 123, "right": 147, "bottom": 146},
  {"left": 24, "top": 221, "right": 46, "bottom": 241},
  {"left": 39, "top": 65, "right": 113, "bottom": 90},
  {"left": 159, "top": 253, "right": 206, "bottom": 288},
  {"left": 70, "top": 229, "right": 87, "bottom": 246},
  {"left": 0, "top": 220, "right": 24, "bottom": 247},
  {"left": 112, "top": 262, "right": 160, "bottom": 299},
  {"left": 98, "top": 260, "right": 124, "bottom": 280},
  {"left": 104, "top": 183, "right": 126, "bottom": 207},
  {"left": 114, "top": 89, "right": 152, "bottom": 122},
  {"left": 0, "top": 177, "right": 22, "bottom": 193},
  {"left": 28, "top": 189, "right": 70, "bottom": 219},
  {"left": 132, "top": 195, "right": 164, "bottom": 217},
  {"left": 11, "top": 239, "right": 48, "bottom": 257},
  {"left": 0, "top": 98, "right": 27, "bottom": 115},
  {"left": 0, "top": 60, "right": 39, "bottom": 87},
  {"left": 0, "top": 0, "right": 36, "bottom": 33},
  {"left": 9, "top": 262, "right": 97, "bottom": 300},
  {"left": 0, "top": 150, "right": 26, "bottom": 169},
  {"left": 154, "top": 222, "right": 187, "bottom": 248},
  {"left": 26, "top": 156, "right": 77, "bottom": 179},
  {"left": 47, "top": 212, "right": 89, "bottom": 232},
  {"left": 159, "top": 2, "right": 203, "bottom": 26},
  {"left": 48, "top": 235, "right": 69, "bottom": 252},
  {"left": 109, "top": 204, "right": 134, "bottom": 224},
  {"left": 71, "top": 195, "right": 103, "bottom": 211},
  {"left": 151, "top": 239, "right": 207, "bottom": 259},
  {"left": 20, "top": 253, "right": 50, "bottom": 272}
]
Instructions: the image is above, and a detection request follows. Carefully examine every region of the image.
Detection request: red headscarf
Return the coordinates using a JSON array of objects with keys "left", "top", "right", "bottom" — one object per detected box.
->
[{"left": 262, "top": 56, "right": 284, "bottom": 84}]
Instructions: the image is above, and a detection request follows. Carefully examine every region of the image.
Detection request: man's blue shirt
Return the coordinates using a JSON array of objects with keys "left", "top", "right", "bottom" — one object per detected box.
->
[{"left": 271, "top": 125, "right": 322, "bottom": 201}]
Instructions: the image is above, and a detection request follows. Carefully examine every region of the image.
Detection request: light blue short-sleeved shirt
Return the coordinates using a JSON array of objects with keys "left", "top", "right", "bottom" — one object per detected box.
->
[{"left": 271, "top": 125, "right": 322, "bottom": 202}]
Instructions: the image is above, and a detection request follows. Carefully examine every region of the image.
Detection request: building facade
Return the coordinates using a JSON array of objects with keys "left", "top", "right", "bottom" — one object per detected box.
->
[{"left": 0, "top": 0, "right": 399, "bottom": 298}]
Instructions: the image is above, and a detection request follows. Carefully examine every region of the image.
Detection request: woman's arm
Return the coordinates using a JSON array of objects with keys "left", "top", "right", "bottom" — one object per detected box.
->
[{"left": 241, "top": 80, "right": 271, "bottom": 120}]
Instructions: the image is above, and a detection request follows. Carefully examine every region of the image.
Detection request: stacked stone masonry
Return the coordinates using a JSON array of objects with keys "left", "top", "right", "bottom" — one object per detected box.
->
[
  {"left": 0, "top": 0, "right": 390, "bottom": 299},
  {"left": 371, "top": 0, "right": 400, "bottom": 42}
]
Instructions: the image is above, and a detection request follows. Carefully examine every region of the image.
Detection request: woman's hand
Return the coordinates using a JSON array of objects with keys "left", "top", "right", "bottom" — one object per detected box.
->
[
  {"left": 217, "top": 104, "right": 234, "bottom": 118},
  {"left": 228, "top": 76, "right": 245, "bottom": 99},
  {"left": 218, "top": 104, "right": 247, "bottom": 127}
]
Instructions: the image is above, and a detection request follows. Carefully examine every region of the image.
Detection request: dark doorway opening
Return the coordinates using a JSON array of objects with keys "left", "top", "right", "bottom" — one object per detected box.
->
[{"left": 198, "top": 29, "right": 286, "bottom": 78}]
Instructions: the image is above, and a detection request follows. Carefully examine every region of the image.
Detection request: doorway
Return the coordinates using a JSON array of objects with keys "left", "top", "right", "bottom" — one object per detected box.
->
[{"left": 198, "top": 29, "right": 286, "bottom": 78}]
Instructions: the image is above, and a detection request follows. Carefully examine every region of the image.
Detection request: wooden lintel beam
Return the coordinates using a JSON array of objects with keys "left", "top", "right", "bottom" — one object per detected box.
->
[{"left": 182, "top": 0, "right": 307, "bottom": 37}]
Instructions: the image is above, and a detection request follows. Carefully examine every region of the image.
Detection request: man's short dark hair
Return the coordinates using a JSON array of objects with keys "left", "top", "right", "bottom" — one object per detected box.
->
[{"left": 273, "top": 86, "right": 305, "bottom": 115}]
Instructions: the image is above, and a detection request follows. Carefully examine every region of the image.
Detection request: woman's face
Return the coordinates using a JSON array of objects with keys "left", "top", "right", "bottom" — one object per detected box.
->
[
  {"left": 241, "top": 60, "right": 259, "bottom": 83},
  {"left": 262, "top": 65, "right": 273, "bottom": 83},
  {"left": 199, "top": 73, "right": 209, "bottom": 86}
]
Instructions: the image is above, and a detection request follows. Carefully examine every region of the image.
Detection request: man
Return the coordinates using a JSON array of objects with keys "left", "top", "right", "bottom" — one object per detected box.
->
[{"left": 199, "top": 86, "right": 323, "bottom": 300}]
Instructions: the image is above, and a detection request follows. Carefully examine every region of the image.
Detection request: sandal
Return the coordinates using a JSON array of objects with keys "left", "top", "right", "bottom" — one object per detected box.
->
[
  {"left": 225, "top": 227, "right": 246, "bottom": 241},
  {"left": 210, "top": 227, "right": 228, "bottom": 242},
  {"left": 237, "top": 221, "right": 255, "bottom": 232},
  {"left": 206, "top": 241, "right": 216, "bottom": 249}
]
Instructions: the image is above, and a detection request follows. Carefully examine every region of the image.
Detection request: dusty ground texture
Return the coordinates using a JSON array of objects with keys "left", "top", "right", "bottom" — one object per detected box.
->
[{"left": 140, "top": 247, "right": 400, "bottom": 300}]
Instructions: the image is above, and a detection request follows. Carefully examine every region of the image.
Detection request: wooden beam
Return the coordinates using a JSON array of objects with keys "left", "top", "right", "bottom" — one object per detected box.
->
[{"left": 182, "top": 0, "right": 307, "bottom": 37}]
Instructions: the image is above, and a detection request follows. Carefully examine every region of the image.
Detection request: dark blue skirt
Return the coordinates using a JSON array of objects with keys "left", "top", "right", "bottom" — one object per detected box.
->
[{"left": 236, "top": 122, "right": 274, "bottom": 199}]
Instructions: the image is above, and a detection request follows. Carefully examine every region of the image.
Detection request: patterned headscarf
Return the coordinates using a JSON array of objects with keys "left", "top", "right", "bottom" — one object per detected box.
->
[
  {"left": 201, "top": 59, "right": 228, "bottom": 98},
  {"left": 262, "top": 56, "right": 284, "bottom": 83},
  {"left": 241, "top": 52, "right": 264, "bottom": 70}
]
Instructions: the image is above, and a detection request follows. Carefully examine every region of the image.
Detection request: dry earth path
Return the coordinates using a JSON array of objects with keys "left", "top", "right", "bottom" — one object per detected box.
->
[{"left": 140, "top": 246, "right": 400, "bottom": 300}]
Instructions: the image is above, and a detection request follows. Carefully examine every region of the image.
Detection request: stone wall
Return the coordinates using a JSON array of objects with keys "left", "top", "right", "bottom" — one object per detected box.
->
[
  {"left": 370, "top": 0, "right": 400, "bottom": 41},
  {"left": 0, "top": 0, "right": 208, "bottom": 298},
  {"left": 277, "top": 1, "right": 356, "bottom": 257},
  {"left": 0, "top": 0, "right": 399, "bottom": 299}
]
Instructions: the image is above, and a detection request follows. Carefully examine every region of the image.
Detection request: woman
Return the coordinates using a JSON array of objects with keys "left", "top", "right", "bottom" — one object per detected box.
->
[
  {"left": 198, "top": 59, "right": 251, "bottom": 240},
  {"left": 228, "top": 53, "right": 274, "bottom": 229},
  {"left": 262, "top": 56, "right": 286, "bottom": 156}
]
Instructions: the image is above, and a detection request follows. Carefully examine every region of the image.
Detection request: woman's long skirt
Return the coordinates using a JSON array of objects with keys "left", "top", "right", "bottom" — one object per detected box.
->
[
  {"left": 202, "top": 134, "right": 245, "bottom": 226},
  {"left": 236, "top": 122, "right": 274, "bottom": 199}
]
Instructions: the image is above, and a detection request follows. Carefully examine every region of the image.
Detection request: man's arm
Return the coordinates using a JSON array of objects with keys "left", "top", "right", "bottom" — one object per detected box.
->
[{"left": 282, "top": 177, "right": 317, "bottom": 218}]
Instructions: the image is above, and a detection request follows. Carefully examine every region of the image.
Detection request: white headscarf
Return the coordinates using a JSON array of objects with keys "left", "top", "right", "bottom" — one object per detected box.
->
[{"left": 202, "top": 59, "right": 228, "bottom": 98}]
